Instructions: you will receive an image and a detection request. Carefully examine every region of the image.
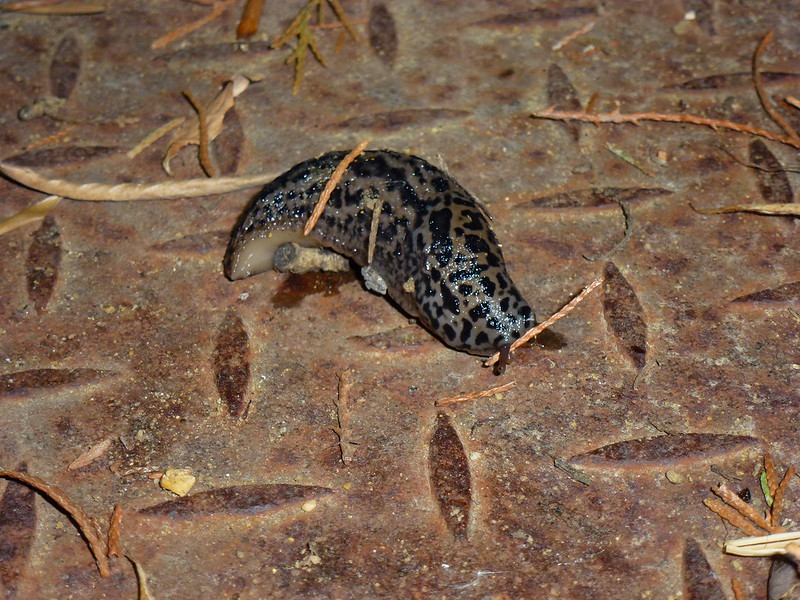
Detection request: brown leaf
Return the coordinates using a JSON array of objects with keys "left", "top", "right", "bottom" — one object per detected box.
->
[
  {"left": 137, "top": 484, "right": 333, "bottom": 518},
  {"left": 0, "top": 463, "right": 37, "bottom": 598},
  {"left": 163, "top": 75, "right": 251, "bottom": 175},
  {"left": 50, "top": 34, "right": 81, "bottom": 99},
  {"left": 471, "top": 6, "right": 597, "bottom": 27},
  {"left": 0, "top": 368, "right": 116, "bottom": 397},
  {"left": 521, "top": 187, "right": 672, "bottom": 209},
  {"left": 212, "top": 309, "right": 251, "bottom": 419},
  {"left": 546, "top": 64, "right": 581, "bottom": 142},
  {"left": 328, "top": 109, "right": 469, "bottom": 132},
  {"left": 732, "top": 281, "right": 800, "bottom": 303},
  {"left": 683, "top": 538, "right": 726, "bottom": 600},
  {"left": 569, "top": 433, "right": 760, "bottom": 469},
  {"left": 603, "top": 262, "right": 647, "bottom": 370},
  {"left": 5, "top": 145, "right": 119, "bottom": 167},
  {"left": 368, "top": 3, "right": 398, "bottom": 66},
  {"left": 26, "top": 215, "right": 62, "bottom": 311},
  {"left": 749, "top": 140, "right": 794, "bottom": 204},
  {"left": 428, "top": 413, "right": 471, "bottom": 539}
]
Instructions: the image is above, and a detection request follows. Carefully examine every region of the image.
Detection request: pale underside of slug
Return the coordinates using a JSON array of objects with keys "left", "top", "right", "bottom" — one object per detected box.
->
[{"left": 225, "top": 150, "right": 533, "bottom": 362}]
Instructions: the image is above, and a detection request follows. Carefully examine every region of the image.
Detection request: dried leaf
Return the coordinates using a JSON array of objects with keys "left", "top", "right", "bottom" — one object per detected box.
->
[
  {"left": 368, "top": 3, "right": 398, "bottom": 66},
  {"left": 428, "top": 413, "right": 471, "bottom": 539},
  {"left": 329, "top": 109, "right": 469, "bottom": 132},
  {"left": 0, "top": 368, "right": 116, "bottom": 397},
  {"left": 546, "top": 64, "right": 581, "bottom": 142},
  {"left": 50, "top": 34, "right": 81, "bottom": 99},
  {"left": 569, "top": 433, "right": 759, "bottom": 469},
  {"left": 683, "top": 538, "right": 726, "bottom": 600},
  {"left": 732, "top": 281, "right": 800, "bottom": 303},
  {"left": 68, "top": 437, "right": 113, "bottom": 471},
  {"left": 137, "top": 484, "right": 333, "bottom": 518},
  {"left": 471, "top": 6, "right": 597, "bottom": 26},
  {"left": 162, "top": 75, "right": 251, "bottom": 175},
  {"left": 749, "top": 140, "right": 794, "bottom": 203},
  {"left": 212, "top": 309, "right": 251, "bottom": 419},
  {"left": 603, "top": 262, "right": 647, "bottom": 370},
  {"left": 0, "top": 463, "right": 37, "bottom": 598},
  {"left": 521, "top": 187, "right": 672, "bottom": 209},
  {"left": 0, "top": 195, "right": 61, "bottom": 237},
  {"left": 26, "top": 215, "right": 62, "bottom": 311}
]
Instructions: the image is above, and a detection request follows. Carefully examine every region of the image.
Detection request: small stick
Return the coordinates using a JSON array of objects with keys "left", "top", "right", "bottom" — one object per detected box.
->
[
  {"left": 753, "top": 31, "right": 800, "bottom": 142},
  {"left": 435, "top": 381, "right": 516, "bottom": 407},
  {"left": 151, "top": 0, "right": 236, "bottom": 50},
  {"left": 236, "top": 0, "right": 265, "bottom": 37},
  {"left": 127, "top": 555, "right": 155, "bottom": 600},
  {"left": 531, "top": 108, "right": 800, "bottom": 150},
  {"left": 690, "top": 202, "right": 800, "bottom": 217},
  {"left": 304, "top": 140, "right": 369, "bottom": 235},
  {"left": 0, "top": 162, "right": 279, "bottom": 201},
  {"left": 0, "top": 469, "right": 110, "bottom": 576},
  {"left": 127, "top": 117, "right": 186, "bottom": 159},
  {"left": 485, "top": 277, "right": 602, "bottom": 368},
  {"left": 551, "top": 21, "right": 595, "bottom": 51},
  {"left": 713, "top": 483, "right": 779, "bottom": 533},
  {"left": 786, "top": 96, "right": 800, "bottom": 111},
  {"left": 703, "top": 498, "right": 764, "bottom": 537},
  {"left": 107, "top": 504, "right": 123, "bottom": 557},
  {"left": 182, "top": 90, "right": 216, "bottom": 177},
  {"left": 23, "top": 124, "right": 78, "bottom": 152},
  {"left": 366, "top": 196, "right": 383, "bottom": 265},
  {"left": 333, "top": 369, "right": 357, "bottom": 465},
  {"left": 771, "top": 466, "right": 796, "bottom": 528},
  {"left": 68, "top": 437, "right": 112, "bottom": 471},
  {"left": 764, "top": 454, "right": 780, "bottom": 499}
]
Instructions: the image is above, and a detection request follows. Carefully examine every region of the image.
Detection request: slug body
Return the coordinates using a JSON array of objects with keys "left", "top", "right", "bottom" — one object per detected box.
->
[{"left": 225, "top": 150, "right": 533, "bottom": 359}]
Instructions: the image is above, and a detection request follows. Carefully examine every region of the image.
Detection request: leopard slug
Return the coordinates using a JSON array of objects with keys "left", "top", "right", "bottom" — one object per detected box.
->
[{"left": 225, "top": 150, "right": 533, "bottom": 371}]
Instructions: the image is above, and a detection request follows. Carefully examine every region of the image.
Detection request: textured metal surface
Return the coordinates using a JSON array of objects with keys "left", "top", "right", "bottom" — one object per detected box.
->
[{"left": 0, "top": 1, "right": 798, "bottom": 598}]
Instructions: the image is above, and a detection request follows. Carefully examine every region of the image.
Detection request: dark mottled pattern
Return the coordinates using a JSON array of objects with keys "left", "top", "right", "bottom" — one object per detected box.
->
[{"left": 225, "top": 150, "right": 533, "bottom": 355}]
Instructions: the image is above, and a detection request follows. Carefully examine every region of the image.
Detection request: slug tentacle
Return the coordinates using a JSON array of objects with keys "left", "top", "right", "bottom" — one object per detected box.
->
[{"left": 225, "top": 150, "right": 534, "bottom": 357}]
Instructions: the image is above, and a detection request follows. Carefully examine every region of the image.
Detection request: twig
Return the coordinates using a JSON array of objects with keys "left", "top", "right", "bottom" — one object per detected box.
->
[
  {"left": 0, "top": 0, "right": 105, "bottom": 14},
  {"left": 753, "top": 31, "right": 800, "bottom": 143},
  {"left": 605, "top": 143, "right": 655, "bottom": 177},
  {"left": 366, "top": 195, "right": 383, "bottom": 265},
  {"left": 127, "top": 555, "right": 155, "bottom": 600},
  {"left": 304, "top": 140, "right": 369, "bottom": 235},
  {"left": 182, "top": 90, "right": 216, "bottom": 177},
  {"left": 764, "top": 454, "right": 780, "bottom": 499},
  {"left": 690, "top": 202, "right": 800, "bottom": 217},
  {"left": 107, "top": 504, "right": 122, "bottom": 557},
  {"left": 703, "top": 498, "right": 764, "bottom": 537},
  {"left": 68, "top": 437, "right": 112, "bottom": 471},
  {"left": 530, "top": 108, "right": 800, "bottom": 150},
  {"left": 0, "top": 469, "right": 110, "bottom": 576},
  {"left": 435, "top": 381, "right": 516, "bottom": 407},
  {"left": 772, "top": 466, "right": 796, "bottom": 528},
  {"left": 0, "top": 195, "right": 61, "bottom": 236},
  {"left": 23, "top": 124, "right": 78, "bottom": 152},
  {"left": 731, "top": 578, "right": 746, "bottom": 600},
  {"left": 551, "top": 21, "right": 595, "bottom": 51},
  {"left": 786, "top": 96, "right": 800, "bottom": 111},
  {"left": 485, "top": 277, "right": 602, "bottom": 368},
  {"left": 236, "top": 0, "right": 265, "bottom": 37},
  {"left": 333, "top": 369, "right": 358, "bottom": 465},
  {"left": 726, "top": 531, "right": 800, "bottom": 557},
  {"left": 151, "top": 0, "right": 235, "bottom": 50},
  {"left": 127, "top": 117, "right": 186, "bottom": 159},
  {"left": 713, "top": 483, "right": 779, "bottom": 533},
  {"left": 0, "top": 162, "right": 279, "bottom": 201}
]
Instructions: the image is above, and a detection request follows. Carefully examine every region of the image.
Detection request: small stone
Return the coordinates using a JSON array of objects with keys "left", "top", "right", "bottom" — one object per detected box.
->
[
  {"left": 301, "top": 499, "right": 317, "bottom": 512},
  {"left": 160, "top": 468, "right": 196, "bottom": 496},
  {"left": 665, "top": 470, "right": 684, "bottom": 484}
]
